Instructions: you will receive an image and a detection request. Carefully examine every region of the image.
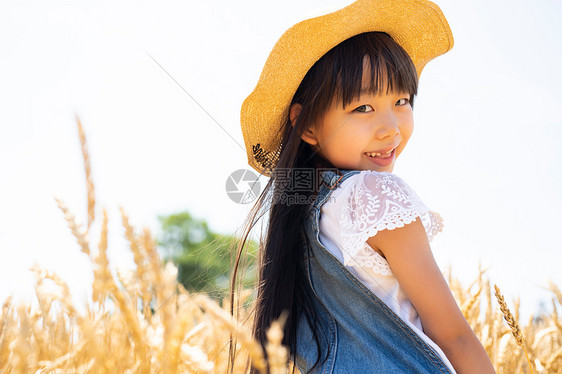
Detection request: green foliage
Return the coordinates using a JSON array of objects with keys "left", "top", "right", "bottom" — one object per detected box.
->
[{"left": 156, "top": 211, "right": 257, "bottom": 299}]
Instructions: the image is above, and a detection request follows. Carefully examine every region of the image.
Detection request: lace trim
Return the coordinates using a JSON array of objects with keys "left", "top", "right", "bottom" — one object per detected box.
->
[
  {"left": 355, "top": 244, "right": 394, "bottom": 276},
  {"left": 338, "top": 171, "right": 444, "bottom": 276}
]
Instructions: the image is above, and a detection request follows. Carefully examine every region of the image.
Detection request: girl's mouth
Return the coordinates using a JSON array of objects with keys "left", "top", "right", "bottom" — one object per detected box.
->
[{"left": 365, "top": 148, "right": 396, "bottom": 166}]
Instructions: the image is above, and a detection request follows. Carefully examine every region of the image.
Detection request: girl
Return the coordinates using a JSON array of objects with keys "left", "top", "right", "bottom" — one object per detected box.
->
[{"left": 234, "top": 0, "right": 496, "bottom": 373}]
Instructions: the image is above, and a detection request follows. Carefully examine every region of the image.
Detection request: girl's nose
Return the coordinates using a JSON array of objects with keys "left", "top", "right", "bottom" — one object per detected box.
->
[{"left": 374, "top": 111, "right": 400, "bottom": 139}]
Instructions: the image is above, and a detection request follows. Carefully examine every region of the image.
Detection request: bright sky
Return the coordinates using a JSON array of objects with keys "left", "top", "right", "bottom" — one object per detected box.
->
[{"left": 1, "top": 0, "right": 561, "bottom": 323}]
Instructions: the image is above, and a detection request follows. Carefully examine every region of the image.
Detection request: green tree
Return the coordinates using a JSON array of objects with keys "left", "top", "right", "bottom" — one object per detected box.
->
[{"left": 156, "top": 211, "right": 257, "bottom": 298}]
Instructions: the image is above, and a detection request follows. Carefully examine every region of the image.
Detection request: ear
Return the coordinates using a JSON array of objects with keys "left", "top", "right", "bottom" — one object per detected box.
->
[{"left": 290, "top": 103, "right": 318, "bottom": 146}]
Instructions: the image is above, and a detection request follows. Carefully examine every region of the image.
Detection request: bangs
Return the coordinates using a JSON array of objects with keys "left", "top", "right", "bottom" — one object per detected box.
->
[{"left": 330, "top": 32, "right": 418, "bottom": 109}]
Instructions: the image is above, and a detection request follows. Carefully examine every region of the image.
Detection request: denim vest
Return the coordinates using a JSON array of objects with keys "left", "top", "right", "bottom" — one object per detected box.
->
[{"left": 293, "top": 168, "right": 453, "bottom": 374}]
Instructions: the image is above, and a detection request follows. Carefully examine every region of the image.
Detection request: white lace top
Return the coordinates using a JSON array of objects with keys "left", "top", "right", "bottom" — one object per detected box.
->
[{"left": 318, "top": 169, "right": 457, "bottom": 373}]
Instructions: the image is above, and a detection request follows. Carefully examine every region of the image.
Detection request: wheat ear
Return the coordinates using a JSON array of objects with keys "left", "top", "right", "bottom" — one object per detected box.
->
[
  {"left": 54, "top": 197, "right": 90, "bottom": 256},
  {"left": 266, "top": 312, "right": 289, "bottom": 374},
  {"left": 493, "top": 284, "right": 534, "bottom": 374},
  {"left": 75, "top": 114, "right": 96, "bottom": 229}
]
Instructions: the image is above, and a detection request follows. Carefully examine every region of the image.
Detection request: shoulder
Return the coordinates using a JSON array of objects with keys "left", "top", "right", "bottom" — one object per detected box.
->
[
  {"left": 331, "top": 169, "right": 444, "bottom": 241},
  {"left": 337, "top": 169, "right": 419, "bottom": 204},
  {"left": 322, "top": 169, "right": 427, "bottom": 230},
  {"left": 319, "top": 169, "right": 445, "bottom": 269},
  {"left": 339, "top": 169, "right": 409, "bottom": 187}
]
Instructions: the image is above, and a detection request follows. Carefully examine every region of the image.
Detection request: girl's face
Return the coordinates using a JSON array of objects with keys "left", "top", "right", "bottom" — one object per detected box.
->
[{"left": 293, "top": 57, "right": 414, "bottom": 173}]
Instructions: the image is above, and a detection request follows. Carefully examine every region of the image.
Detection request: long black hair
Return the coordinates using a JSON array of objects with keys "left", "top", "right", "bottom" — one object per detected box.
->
[{"left": 230, "top": 31, "right": 419, "bottom": 373}]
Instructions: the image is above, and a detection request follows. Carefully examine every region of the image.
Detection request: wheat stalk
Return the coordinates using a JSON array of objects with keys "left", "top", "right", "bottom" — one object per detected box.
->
[
  {"left": 461, "top": 282, "right": 482, "bottom": 320},
  {"left": 266, "top": 312, "right": 289, "bottom": 374},
  {"left": 75, "top": 114, "right": 96, "bottom": 230},
  {"left": 120, "top": 207, "right": 152, "bottom": 315},
  {"left": 194, "top": 293, "right": 267, "bottom": 373},
  {"left": 54, "top": 197, "right": 90, "bottom": 256},
  {"left": 494, "top": 284, "right": 534, "bottom": 373},
  {"left": 92, "top": 208, "right": 112, "bottom": 304}
]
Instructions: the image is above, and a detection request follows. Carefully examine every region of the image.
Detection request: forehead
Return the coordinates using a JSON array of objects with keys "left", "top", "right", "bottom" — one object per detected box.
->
[{"left": 360, "top": 55, "right": 392, "bottom": 94}]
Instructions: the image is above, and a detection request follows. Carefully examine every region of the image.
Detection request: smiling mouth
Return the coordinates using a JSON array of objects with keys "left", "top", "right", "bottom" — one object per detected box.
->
[
  {"left": 365, "top": 146, "right": 397, "bottom": 158},
  {"left": 365, "top": 148, "right": 396, "bottom": 166},
  {"left": 365, "top": 151, "right": 393, "bottom": 159}
]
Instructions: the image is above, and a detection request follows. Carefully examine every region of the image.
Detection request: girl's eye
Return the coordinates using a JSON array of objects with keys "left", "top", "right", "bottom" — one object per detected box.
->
[
  {"left": 354, "top": 104, "right": 374, "bottom": 113},
  {"left": 355, "top": 98, "right": 410, "bottom": 112}
]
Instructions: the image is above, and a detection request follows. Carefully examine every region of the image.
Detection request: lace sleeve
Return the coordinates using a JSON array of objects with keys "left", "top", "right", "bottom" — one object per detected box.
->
[{"left": 338, "top": 170, "right": 444, "bottom": 268}]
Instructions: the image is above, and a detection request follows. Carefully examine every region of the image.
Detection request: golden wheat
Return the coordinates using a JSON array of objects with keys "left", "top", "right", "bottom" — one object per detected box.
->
[
  {"left": 494, "top": 284, "right": 534, "bottom": 373},
  {"left": 75, "top": 114, "right": 96, "bottom": 230},
  {"left": 1, "top": 116, "right": 562, "bottom": 373}
]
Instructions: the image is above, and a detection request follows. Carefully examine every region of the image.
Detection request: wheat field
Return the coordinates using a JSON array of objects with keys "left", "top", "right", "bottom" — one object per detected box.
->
[{"left": 0, "top": 116, "right": 561, "bottom": 373}]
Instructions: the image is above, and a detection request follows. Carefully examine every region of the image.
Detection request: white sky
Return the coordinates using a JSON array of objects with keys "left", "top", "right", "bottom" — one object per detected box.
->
[{"left": 1, "top": 0, "right": 561, "bottom": 323}]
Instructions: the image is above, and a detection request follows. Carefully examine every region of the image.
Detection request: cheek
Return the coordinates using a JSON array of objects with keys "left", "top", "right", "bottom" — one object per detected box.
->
[
  {"left": 397, "top": 120, "right": 414, "bottom": 156},
  {"left": 399, "top": 113, "right": 414, "bottom": 138},
  {"left": 401, "top": 122, "right": 413, "bottom": 141},
  {"left": 323, "top": 120, "right": 367, "bottom": 146}
]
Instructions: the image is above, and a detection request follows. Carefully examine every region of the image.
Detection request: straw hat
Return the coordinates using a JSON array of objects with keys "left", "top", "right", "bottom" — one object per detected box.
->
[{"left": 240, "top": 0, "right": 454, "bottom": 177}]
